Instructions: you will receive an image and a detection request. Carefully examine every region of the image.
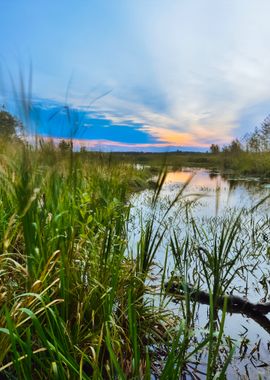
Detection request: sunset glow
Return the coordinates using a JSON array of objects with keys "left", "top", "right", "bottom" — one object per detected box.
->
[{"left": 2, "top": 1, "right": 270, "bottom": 150}]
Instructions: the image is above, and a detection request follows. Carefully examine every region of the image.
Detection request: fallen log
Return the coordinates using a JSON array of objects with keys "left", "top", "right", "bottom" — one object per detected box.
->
[
  {"left": 165, "top": 279, "right": 270, "bottom": 315},
  {"left": 165, "top": 278, "right": 270, "bottom": 334}
]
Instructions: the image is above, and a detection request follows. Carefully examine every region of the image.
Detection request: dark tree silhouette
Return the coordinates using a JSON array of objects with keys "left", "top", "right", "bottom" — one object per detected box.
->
[
  {"left": 0, "top": 108, "right": 22, "bottom": 139},
  {"left": 228, "top": 139, "right": 242, "bottom": 154},
  {"left": 58, "top": 139, "right": 73, "bottom": 153},
  {"left": 260, "top": 115, "right": 270, "bottom": 151},
  {"left": 210, "top": 144, "right": 220, "bottom": 154}
]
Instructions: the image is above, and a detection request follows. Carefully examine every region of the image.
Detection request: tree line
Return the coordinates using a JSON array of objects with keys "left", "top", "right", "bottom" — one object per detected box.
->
[
  {"left": 210, "top": 115, "right": 270, "bottom": 154},
  {"left": 0, "top": 107, "right": 77, "bottom": 153}
]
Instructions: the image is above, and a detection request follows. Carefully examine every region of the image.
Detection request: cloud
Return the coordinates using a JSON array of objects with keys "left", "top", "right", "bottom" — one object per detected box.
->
[
  {"left": 3, "top": 0, "right": 270, "bottom": 150},
  {"left": 35, "top": 135, "right": 205, "bottom": 152},
  {"left": 113, "top": 0, "right": 270, "bottom": 146}
]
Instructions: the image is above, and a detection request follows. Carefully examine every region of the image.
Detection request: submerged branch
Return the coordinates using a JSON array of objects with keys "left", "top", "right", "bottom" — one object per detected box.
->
[{"left": 165, "top": 279, "right": 270, "bottom": 334}]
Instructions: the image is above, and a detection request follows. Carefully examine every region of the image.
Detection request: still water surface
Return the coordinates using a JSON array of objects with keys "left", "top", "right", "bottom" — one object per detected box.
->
[{"left": 129, "top": 168, "right": 270, "bottom": 379}]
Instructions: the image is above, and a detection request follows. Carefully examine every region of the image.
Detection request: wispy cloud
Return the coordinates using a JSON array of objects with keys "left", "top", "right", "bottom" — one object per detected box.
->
[
  {"left": 2, "top": 0, "right": 270, "bottom": 150},
  {"left": 36, "top": 135, "right": 206, "bottom": 152}
]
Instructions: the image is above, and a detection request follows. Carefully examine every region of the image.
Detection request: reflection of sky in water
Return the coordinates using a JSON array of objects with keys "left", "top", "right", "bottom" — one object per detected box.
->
[
  {"left": 161, "top": 168, "right": 270, "bottom": 217},
  {"left": 128, "top": 168, "right": 270, "bottom": 378},
  {"left": 129, "top": 168, "right": 270, "bottom": 255}
]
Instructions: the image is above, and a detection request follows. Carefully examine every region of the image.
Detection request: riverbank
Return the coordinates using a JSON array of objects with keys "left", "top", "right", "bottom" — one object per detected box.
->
[{"left": 109, "top": 150, "right": 270, "bottom": 178}]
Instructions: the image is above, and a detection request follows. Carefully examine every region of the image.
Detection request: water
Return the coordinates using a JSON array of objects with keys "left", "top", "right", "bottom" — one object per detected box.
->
[{"left": 129, "top": 167, "right": 270, "bottom": 379}]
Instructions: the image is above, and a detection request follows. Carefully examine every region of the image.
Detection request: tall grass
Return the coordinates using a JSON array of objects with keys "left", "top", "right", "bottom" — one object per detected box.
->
[
  {"left": 0, "top": 136, "right": 261, "bottom": 379},
  {"left": 0, "top": 141, "right": 177, "bottom": 378}
]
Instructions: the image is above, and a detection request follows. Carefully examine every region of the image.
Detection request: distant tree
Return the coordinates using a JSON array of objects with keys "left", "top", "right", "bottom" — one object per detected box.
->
[
  {"left": 0, "top": 108, "right": 22, "bottom": 139},
  {"left": 80, "top": 146, "right": 87, "bottom": 153},
  {"left": 58, "top": 139, "right": 73, "bottom": 153},
  {"left": 244, "top": 115, "right": 270, "bottom": 152},
  {"left": 210, "top": 144, "right": 220, "bottom": 154},
  {"left": 260, "top": 115, "right": 270, "bottom": 151},
  {"left": 221, "top": 139, "right": 241, "bottom": 154},
  {"left": 228, "top": 139, "right": 242, "bottom": 154},
  {"left": 246, "top": 127, "right": 261, "bottom": 152},
  {"left": 222, "top": 145, "right": 229, "bottom": 154}
]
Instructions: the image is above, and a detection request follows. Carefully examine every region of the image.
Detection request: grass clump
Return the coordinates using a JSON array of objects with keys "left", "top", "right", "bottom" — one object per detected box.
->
[
  {"left": 0, "top": 137, "right": 260, "bottom": 379},
  {"left": 0, "top": 140, "right": 178, "bottom": 379}
]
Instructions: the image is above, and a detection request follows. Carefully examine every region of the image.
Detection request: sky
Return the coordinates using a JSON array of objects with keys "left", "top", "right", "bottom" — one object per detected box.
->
[{"left": 1, "top": 0, "right": 270, "bottom": 151}]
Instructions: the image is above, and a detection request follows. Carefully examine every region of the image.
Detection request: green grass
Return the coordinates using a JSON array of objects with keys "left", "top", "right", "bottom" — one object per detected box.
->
[
  {"left": 0, "top": 138, "right": 267, "bottom": 379},
  {"left": 108, "top": 150, "right": 270, "bottom": 177},
  {"left": 0, "top": 141, "right": 174, "bottom": 379}
]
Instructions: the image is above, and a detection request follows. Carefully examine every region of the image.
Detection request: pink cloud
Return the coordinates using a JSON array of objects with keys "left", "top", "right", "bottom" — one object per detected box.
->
[{"left": 34, "top": 135, "right": 206, "bottom": 150}]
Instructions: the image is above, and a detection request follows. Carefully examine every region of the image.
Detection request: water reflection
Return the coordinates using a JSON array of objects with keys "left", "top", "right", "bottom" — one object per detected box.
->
[
  {"left": 160, "top": 168, "right": 270, "bottom": 217},
  {"left": 129, "top": 167, "right": 270, "bottom": 379}
]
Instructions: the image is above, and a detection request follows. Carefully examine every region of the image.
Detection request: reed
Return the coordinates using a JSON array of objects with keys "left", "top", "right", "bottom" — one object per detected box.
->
[{"left": 0, "top": 123, "right": 265, "bottom": 379}]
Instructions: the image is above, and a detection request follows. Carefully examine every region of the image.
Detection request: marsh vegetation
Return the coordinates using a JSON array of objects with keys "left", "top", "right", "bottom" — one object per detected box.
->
[{"left": 1, "top": 110, "right": 270, "bottom": 379}]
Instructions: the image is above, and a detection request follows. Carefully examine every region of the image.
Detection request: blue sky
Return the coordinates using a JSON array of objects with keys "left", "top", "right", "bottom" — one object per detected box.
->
[{"left": 1, "top": 1, "right": 270, "bottom": 151}]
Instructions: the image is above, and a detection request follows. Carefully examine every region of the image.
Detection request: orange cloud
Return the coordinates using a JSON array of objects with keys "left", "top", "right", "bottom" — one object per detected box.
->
[{"left": 142, "top": 125, "right": 212, "bottom": 147}]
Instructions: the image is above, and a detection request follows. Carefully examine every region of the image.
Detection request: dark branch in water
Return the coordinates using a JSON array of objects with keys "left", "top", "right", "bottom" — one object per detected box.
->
[{"left": 165, "top": 279, "right": 270, "bottom": 335}]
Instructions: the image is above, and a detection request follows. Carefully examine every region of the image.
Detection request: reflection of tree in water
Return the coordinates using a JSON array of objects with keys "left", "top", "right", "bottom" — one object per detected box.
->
[
  {"left": 209, "top": 171, "right": 219, "bottom": 179},
  {"left": 207, "top": 171, "right": 268, "bottom": 199},
  {"left": 218, "top": 173, "right": 268, "bottom": 198}
]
